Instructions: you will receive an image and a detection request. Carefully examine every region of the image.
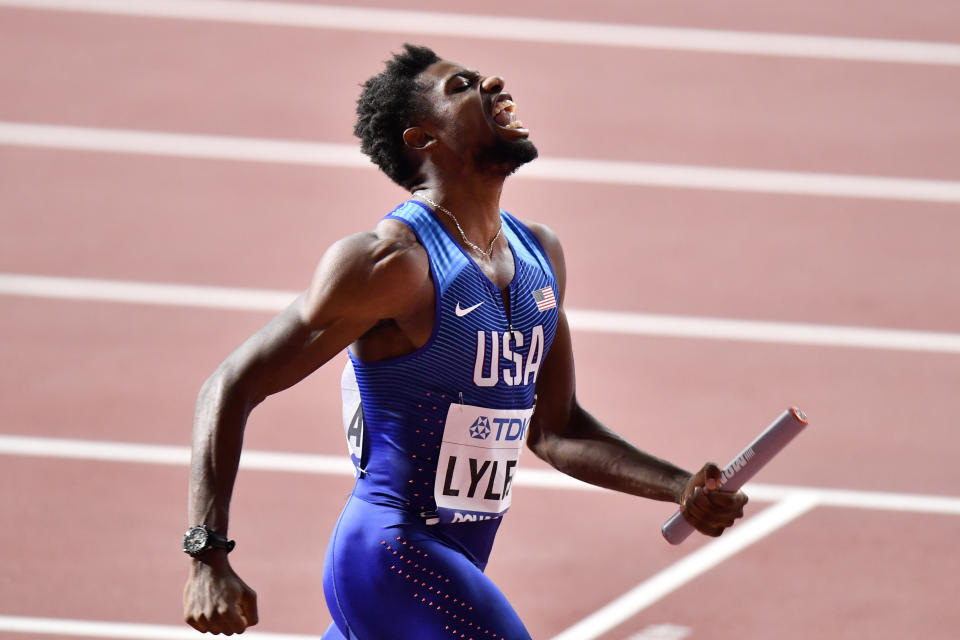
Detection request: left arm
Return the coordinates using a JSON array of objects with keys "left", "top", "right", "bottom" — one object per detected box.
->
[
  {"left": 527, "top": 309, "right": 691, "bottom": 503},
  {"left": 524, "top": 223, "right": 746, "bottom": 536}
]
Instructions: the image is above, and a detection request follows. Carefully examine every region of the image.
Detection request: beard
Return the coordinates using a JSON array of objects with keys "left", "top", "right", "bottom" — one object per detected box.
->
[{"left": 475, "top": 137, "right": 539, "bottom": 177}]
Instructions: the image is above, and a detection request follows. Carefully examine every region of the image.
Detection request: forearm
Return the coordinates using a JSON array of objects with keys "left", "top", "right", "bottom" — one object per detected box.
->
[
  {"left": 531, "top": 404, "right": 691, "bottom": 504},
  {"left": 185, "top": 295, "right": 349, "bottom": 532},
  {"left": 188, "top": 367, "right": 256, "bottom": 532}
]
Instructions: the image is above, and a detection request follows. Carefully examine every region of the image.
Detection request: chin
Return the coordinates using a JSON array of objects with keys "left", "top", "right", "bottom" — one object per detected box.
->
[{"left": 478, "top": 137, "right": 539, "bottom": 176}]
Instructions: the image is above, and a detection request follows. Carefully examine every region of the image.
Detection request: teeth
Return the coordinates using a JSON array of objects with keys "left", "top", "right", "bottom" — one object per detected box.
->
[
  {"left": 504, "top": 120, "right": 525, "bottom": 129},
  {"left": 492, "top": 99, "right": 515, "bottom": 116}
]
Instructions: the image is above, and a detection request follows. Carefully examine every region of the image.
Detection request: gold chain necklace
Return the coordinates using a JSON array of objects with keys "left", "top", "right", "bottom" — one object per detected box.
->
[{"left": 416, "top": 193, "right": 503, "bottom": 258}]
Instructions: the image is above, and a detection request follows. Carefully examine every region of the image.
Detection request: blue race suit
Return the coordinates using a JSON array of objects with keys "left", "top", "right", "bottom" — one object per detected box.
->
[{"left": 322, "top": 201, "right": 559, "bottom": 639}]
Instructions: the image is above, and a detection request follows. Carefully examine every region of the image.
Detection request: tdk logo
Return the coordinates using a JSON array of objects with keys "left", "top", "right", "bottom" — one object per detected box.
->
[
  {"left": 469, "top": 417, "right": 491, "bottom": 440},
  {"left": 468, "top": 416, "right": 529, "bottom": 442}
]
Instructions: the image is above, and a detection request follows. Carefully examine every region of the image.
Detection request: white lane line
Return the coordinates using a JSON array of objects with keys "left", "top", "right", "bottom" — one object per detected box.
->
[
  {"left": 0, "top": 434, "right": 354, "bottom": 474},
  {"left": 3, "top": 122, "right": 960, "bottom": 203},
  {"left": 0, "top": 122, "right": 369, "bottom": 168},
  {"left": 4, "top": 434, "right": 960, "bottom": 515},
  {"left": 521, "top": 157, "right": 960, "bottom": 203},
  {"left": 669, "top": 483, "right": 960, "bottom": 515},
  {"left": 549, "top": 493, "right": 821, "bottom": 640},
  {"left": 747, "top": 483, "right": 960, "bottom": 515},
  {"left": 0, "top": 272, "right": 300, "bottom": 312},
  {"left": 4, "top": 0, "right": 960, "bottom": 66},
  {"left": 566, "top": 309, "right": 960, "bottom": 354},
  {"left": 626, "top": 624, "right": 692, "bottom": 640},
  {"left": 0, "top": 614, "right": 319, "bottom": 639},
  {"left": 0, "top": 432, "right": 585, "bottom": 490},
  {"left": 4, "top": 273, "right": 960, "bottom": 355}
]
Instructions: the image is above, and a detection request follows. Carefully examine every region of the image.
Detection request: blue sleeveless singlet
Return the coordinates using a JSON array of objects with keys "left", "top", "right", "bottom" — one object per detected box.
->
[{"left": 322, "top": 200, "right": 559, "bottom": 640}]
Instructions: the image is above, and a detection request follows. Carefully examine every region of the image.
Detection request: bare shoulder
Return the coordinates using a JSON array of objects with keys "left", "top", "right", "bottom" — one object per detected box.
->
[
  {"left": 522, "top": 220, "right": 567, "bottom": 298},
  {"left": 302, "top": 218, "right": 430, "bottom": 326}
]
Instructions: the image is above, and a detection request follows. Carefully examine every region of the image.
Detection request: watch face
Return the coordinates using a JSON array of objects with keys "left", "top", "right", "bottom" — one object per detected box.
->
[{"left": 183, "top": 526, "right": 209, "bottom": 554}]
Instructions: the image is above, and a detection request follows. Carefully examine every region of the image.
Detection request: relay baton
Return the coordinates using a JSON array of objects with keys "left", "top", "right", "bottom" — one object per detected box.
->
[{"left": 661, "top": 407, "right": 808, "bottom": 545}]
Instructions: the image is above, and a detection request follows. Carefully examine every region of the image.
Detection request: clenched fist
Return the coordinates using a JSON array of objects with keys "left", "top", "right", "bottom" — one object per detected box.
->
[
  {"left": 183, "top": 552, "right": 258, "bottom": 635},
  {"left": 679, "top": 462, "right": 748, "bottom": 537}
]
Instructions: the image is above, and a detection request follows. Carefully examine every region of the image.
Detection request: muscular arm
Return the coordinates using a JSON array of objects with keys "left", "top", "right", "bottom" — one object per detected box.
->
[
  {"left": 184, "top": 221, "right": 431, "bottom": 633},
  {"left": 189, "top": 225, "right": 429, "bottom": 532},
  {"left": 524, "top": 223, "right": 745, "bottom": 535}
]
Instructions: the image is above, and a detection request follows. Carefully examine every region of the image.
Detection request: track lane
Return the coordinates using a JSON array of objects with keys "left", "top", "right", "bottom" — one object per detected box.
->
[
  {"left": 1, "top": 3, "right": 958, "bottom": 639},
  {"left": 0, "top": 455, "right": 703, "bottom": 639},
  {"left": 0, "top": 457, "right": 339, "bottom": 634},
  {"left": 2, "top": 9, "right": 960, "bottom": 179},
  {"left": 290, "top": 0, "right": 960, "bottom": 42},
  {"left": 4, "top": 448, "right": 957, "bottom": 639},
  {"left": 9, "top": 0, "right": 960, "bottom": 46},
  {"left": 0, "top": 296, "right": 343, "bottom": 453},
  {"left": 589, "top": 507, "right": 960, "bottom": 639},
  {"left": 2, "top": 148, "right": 959, "bottom": 332},
  {"left": 3, "top": 296, "right": 959, "bottom": 495}
]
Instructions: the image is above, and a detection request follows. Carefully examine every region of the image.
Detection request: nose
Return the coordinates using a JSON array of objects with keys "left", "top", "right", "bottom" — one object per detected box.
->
[{"left": 481, "top": 75, "right": 505, "bottom": 93}]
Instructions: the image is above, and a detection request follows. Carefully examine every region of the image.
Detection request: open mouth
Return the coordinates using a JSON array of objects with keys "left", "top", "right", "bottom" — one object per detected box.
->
[{"left": 492, "top": 93, "right": 526, "bottom": 130}]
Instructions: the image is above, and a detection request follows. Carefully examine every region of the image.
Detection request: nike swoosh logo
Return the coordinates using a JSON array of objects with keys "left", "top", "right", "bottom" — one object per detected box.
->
[{"left": 455, "top": 301, "right": 484, "bottom": 317}]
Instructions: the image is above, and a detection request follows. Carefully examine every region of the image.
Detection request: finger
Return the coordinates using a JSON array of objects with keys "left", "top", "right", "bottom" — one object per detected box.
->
[
  {"left": 683, "top": 505, "right": 731, "bottom": 537},
  {"left": 239, "top": 591, "right": 259, "bottom": 627},
  {"left": 691, "top": 485, "right": 729, "bottom": 509},
  {"left": 186, "top": 614, "right": 210, "bottom": 634},
  {"left": 706, "top": 496, "right": 747, "bottom": 521},
  {"left": 686, "top": 500, "right": 735, "bottom": 533},
  {"left": 685, "top": 490, "right": 741, "bottom": 529},
  {"left": 703, "top": 490, "right": 746, "bottom": 508},
  {"left": 230, "top": 603, "right": 252, "bottom": 634},
  {"left": 208, "top": 609, "right": 242, "bottom": 636},
  {"left": 687, "top": 485, "right": 716, "bottom": 512},
  {"left": 216, "top": 615, "right": 240, "bottom": 636},
  {"left": 690, "top": 501, "right": 740, "bottom": 528},
  {"left": 214, "top": 604, "right": 247, "bottom": 636},
  {"left": 683, "top": 487, "right": 720, "bottom": 526},
  {"left": 684, "top": 500, "right": 722, "bottom": 528},
  {"left": 183, "top": 585, "right": 208, "bottom": 633},
  {"left": 207, "top": 616, "right": 236, "bottom": 635},
  {"left": 683, "top": 504, "right": 727, "bottom": 536},
  {"left": 701, "top": 462, "right": 722, "bottom": 491}
]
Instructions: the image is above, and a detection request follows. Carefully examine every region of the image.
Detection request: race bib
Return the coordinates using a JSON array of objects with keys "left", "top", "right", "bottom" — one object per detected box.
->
[
  {"left": 433, "top": 403, "right": 534, "bottom": 524},
  {"left": 340, "top": 360, "right": 367, "bottom": 476}
]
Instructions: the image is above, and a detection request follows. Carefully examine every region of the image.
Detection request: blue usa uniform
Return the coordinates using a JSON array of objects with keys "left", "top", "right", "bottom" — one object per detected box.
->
[{"left": 322, "top": 200, "right": 559, "bottom": 640}]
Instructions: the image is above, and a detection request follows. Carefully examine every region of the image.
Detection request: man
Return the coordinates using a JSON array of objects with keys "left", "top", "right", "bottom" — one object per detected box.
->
[{"left": 182, "top": 44, "right": 747, "bottom": 639}]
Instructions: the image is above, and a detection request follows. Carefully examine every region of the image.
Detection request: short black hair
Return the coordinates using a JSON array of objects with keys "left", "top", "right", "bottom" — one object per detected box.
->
[{"left": 354, "top": 44, "right": 441, "bottom": 189}]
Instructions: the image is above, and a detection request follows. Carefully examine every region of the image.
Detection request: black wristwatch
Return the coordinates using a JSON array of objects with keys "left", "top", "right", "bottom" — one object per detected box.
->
[{"left": 182, "top": 525, "right": 236, "bottom": 557}]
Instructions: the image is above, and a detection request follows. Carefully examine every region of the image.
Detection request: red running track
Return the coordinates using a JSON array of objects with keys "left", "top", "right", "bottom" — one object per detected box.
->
[{"left": 1, "top": 2, "right": 959, "bottom": 639}]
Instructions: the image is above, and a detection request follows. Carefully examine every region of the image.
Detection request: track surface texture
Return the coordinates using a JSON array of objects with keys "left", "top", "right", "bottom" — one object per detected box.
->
[{"left": 1, "top": 1, "right": 959, "bottom": 639}]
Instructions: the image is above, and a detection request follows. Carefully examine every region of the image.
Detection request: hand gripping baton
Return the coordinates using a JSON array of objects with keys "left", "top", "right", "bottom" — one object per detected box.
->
[{"left": 661, "top": 407, "right": 808, "bottom": 545}]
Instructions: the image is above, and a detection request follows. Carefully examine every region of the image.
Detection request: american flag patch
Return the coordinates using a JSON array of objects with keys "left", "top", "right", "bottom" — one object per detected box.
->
[{"left": 531, "top": 286, "right": 557, "bottom": 312}]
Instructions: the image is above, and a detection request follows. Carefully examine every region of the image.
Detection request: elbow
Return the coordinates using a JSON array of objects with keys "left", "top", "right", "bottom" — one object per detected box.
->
[
  {"left": 526, "top": 421, "right": 562, "bottom": 469},
  {"left": 199, "top": 364, "right": 236, "bottom": 403},
  {"left": 526, "top": 401, "right": 583, "bottom": 470},
  {"left": 198, "top": 360, "right": 261, "bottom": 414},
  {"left": 526, "top": 428, "right": 550, "bottom": 463}
]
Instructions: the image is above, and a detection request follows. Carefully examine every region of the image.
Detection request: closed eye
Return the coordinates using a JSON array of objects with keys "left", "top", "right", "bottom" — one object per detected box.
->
[{"left": 450, "top": 72, "right": 480, "bottom": 93}]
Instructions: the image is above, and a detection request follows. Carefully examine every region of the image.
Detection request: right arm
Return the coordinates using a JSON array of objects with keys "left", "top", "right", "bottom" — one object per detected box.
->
[
  {"left": 523, "top": 222, "right": 746, "bottom": 537},
  {"left": 183, "top": 224, "right": 431, "bottom": 634}
]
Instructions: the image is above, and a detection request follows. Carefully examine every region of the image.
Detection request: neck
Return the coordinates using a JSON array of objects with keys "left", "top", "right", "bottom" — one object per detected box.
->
[{"left": 412, "top": 176, "right": 505, "bottom": 249}]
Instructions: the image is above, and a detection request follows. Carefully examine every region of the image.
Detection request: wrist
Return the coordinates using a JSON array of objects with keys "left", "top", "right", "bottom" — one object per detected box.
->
[
  {"left": 189, "top": 548, "right": 231, "bottom": 573},
  {"left": 672, "top": 470, "right": 694, "bottom": 505}
]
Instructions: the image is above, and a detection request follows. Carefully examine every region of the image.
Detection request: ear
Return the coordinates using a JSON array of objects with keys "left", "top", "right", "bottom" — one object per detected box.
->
[{"left": 403, "top": 127, "right": 435, "bottom": 150}]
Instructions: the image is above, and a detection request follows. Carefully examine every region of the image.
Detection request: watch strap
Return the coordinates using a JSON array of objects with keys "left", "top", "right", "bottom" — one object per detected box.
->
[{"left": 206, "top": 529, "right": 236, "bottom": 553}]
